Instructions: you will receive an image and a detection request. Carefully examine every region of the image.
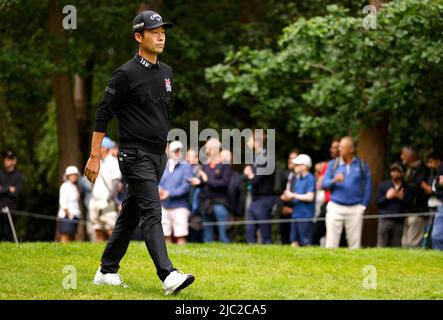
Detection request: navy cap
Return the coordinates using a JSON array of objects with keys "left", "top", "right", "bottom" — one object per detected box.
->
[
  {"left": 3, "top": 150, "right": 16, "bottom": 159},
  {"left": 132, "top": 10, "right": 174, "bottom": 33}
]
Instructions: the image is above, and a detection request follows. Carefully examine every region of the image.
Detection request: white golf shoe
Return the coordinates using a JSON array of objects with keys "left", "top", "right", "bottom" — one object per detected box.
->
[
  {"left": 162, "top": 270, "right": 195, "bottom": 295},
  {"left": 93, "top": 267, "right": 124, "bottom": 286}
]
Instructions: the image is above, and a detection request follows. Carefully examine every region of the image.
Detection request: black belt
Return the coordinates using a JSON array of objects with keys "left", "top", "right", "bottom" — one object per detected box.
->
[{"left": 119, "top": 140, "right": 165, "bottom": 155}]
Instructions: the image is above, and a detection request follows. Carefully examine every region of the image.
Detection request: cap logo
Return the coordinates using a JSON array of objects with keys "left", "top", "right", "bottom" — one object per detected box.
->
[
  {"left": 133, "top": 22, "right": 144, "bottom": 30},
  {"left": 150, "top": 13, "right": 162, "bottom": 21}
]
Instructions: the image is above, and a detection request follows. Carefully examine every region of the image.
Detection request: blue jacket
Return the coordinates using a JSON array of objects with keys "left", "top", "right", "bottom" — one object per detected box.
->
[
  {"left": 291, "top": 172, "right": 316, "bottom": 218},
  {"left": 159, "top": 161, "right": 194, "bottom": 209},
  {"left": 322, "top": 157, "right": 372, "bottom": 207}
]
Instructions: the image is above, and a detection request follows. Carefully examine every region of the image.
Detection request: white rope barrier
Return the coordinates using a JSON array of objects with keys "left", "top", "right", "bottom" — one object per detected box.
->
[{"left": 4, "top": 208, "right": 438, "bottom": 227}]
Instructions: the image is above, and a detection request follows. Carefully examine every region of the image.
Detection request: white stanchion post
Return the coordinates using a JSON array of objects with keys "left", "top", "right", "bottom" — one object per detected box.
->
[{"left": 2, "top": 207, "right": 19, "bottom": 244}]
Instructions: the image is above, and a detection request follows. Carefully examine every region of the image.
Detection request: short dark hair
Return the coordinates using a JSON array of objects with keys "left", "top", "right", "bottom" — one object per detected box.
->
[
  {"left": 427, "top": 151, "right": 442, "bottom": 161},
  {"left": 133, "top": 29, "right": 146, "bottom": 43},
  {"left": 289, "top": 148, "right": 300, "bottom": 156}
]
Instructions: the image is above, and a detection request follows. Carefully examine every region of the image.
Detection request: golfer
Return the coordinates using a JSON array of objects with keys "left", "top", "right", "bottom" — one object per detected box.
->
[{"left": 84, "top": 10, "right": 194, "bottom": 295}]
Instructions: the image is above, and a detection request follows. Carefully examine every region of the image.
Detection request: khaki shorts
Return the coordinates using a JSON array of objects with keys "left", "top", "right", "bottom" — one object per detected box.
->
[
  {"left": 161, "top": 207, "right": 190, "bottom": 237},
  {"left": 89, "top": 198, "right": 118, "bottom": 231}
]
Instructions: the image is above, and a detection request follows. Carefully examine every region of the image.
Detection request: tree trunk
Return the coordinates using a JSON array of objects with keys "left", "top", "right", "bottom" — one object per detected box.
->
[
  {"left": 240, "top": 0, "right": 262, "bottom": 23},
  {"left": 48, "top": 0, "right": 82, "bottom": 179},
  {"left": 49, "top": 0, "right": 83, "bottom": 241},
  {"left": 358, "top": 0, "right": 388, "bottom": 247},
  {"left": 74, "top": 57, "right": 94, "bottom": 166},
  {"left": 357, "top": 113, "right": 389, "bottom": 247}
]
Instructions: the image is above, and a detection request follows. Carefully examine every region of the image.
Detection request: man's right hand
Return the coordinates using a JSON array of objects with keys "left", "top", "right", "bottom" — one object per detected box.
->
[
  {"left": 334, "top": 173, "right": 345, "bottom": 183},
  {"left": 386, "top": 187, "right": 396, "bottom": 200},
  {"left": 84, "top": 155, "right": 100, "bottom": 183}
]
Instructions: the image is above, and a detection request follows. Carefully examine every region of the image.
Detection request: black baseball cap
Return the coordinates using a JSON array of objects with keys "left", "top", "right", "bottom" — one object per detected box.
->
[
  {"left": 132, "top": 10, "right": 174, "bottom": 33},
  {"left": 3, "top": 150, "right": 16, "bottom": 159}
]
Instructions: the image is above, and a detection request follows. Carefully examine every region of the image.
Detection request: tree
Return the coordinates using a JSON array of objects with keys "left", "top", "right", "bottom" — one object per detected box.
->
[
  {"left": 48, "top": 0, "right": 81, "bottom": 181},
  {"left": 357, "top": 0, "right": 388, "bottom": 244}
]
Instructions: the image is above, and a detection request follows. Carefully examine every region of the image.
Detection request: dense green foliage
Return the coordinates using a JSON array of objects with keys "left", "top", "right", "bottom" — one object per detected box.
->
[{"left": 206, "top": 0, "right": 443, "bottom": 157}]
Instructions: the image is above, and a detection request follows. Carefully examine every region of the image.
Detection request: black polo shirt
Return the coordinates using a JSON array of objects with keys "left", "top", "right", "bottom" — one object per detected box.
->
[{"left": 95, "top": 54, "right": 173, "bottom": 154}]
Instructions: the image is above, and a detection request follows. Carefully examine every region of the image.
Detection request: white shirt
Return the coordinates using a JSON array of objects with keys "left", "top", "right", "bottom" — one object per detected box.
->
[
  {"left": 58, "top": 181, "right": 81, "bottom": 219},
  {"left": 429, "top": 181, "right": 443, "bottom": 208},
  {"left": 91, "top": 154, "right": 121, "bottom": 200},
  {"left": 167, "top": 159, "right": 179, "bottom": 173}
]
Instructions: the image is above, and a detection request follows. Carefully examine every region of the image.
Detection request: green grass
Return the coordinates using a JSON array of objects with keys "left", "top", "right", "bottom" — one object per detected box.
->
[{"left": 0, "top": 242, "right": 442, "bottom": 300}]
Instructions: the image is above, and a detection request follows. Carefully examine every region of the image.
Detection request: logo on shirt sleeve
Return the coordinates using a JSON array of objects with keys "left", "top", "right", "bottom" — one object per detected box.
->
[
  {"left": 105, "top": 86, "right": 116, "bottom": 95},
  {"left": 165, "top": 78, "right": 172, "bottom": 92}
]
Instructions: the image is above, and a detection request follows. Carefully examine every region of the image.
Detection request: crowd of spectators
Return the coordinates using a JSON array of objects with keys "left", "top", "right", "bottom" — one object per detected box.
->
[{"left": 1, "top": 135, "right": 442, "bottom": 250}]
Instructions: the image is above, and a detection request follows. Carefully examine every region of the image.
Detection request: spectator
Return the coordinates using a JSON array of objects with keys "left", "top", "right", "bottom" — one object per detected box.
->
[
  {"left": 243, "top": 134, "right": 276, "bottom": 244},
  {"left": 89, "top": 137, "right": 122, "bottom": 242},
  {"left": 281, "top": 154, "right": 316, "bottom": 247},
  {"left": 221, "top": 149, "right": 244, "bottom": 242},
  {"left": 422, "top": 152, "right": 443, "bottom": 247},
  {"left": 78, "top": 175, "right": 93, "bottom": 241},
  {"left": 312, "top": 138, "right": 342, "bottom": 246},
  {"left": 191, "top": 138, "right": 232, "bottom": 243},
  {"left": 314, "top": 162, "right": 326, "bottom": 224},
  {"left": 58, "top": 166, "right": 81, "bottom": 243},
  {"left": 400, "top": 145, "right": 429, "bottom": 248},
  {"left": 322, "top": 136, "right": 372, "bottom": 249},
  {"left": 110, "top": 142, "right": 125, "bottom": 212},
  {"left": 186, "top": 149, "right": 203, "bottom": 242},
  {"left": 110, "top": 142, "right": 119, "bottom": 159},
  {"left": 0, "top": 150, "right": 24, "bottom": 242},
  {"left": 423, "top": 152, "right": 443, "bottom": 211},
  {"left": 159, "top": 141, "right": 193, "bottom": 245},
  {"left": 431, "top": 167, "right": 443, "bottom": 250},
  {"left": 274, "top": 149, "right": 299, "bottom": 245},
  {"left": 376, "top": 162, "right": 412, "bottom": 247}
]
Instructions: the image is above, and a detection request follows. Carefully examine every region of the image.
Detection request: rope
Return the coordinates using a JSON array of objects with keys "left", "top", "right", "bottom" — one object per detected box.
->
[{"left": 3, "top": 208, "right": 438, "bottom": 227}]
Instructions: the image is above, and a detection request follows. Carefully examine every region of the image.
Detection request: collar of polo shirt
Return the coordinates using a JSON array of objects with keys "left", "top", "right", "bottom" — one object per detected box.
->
[{"left": 135, "top": 53, "right": 160, "bottom": 69}]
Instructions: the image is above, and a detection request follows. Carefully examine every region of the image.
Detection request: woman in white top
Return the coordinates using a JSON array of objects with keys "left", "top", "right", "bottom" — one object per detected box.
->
[{"left": 58, "top": 166, "right": 81, "bottom": 242}]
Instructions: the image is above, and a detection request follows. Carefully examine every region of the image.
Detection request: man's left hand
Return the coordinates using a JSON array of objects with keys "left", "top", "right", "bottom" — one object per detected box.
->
[
  {"left": 159, "top": 189, "right": 169, "bottom": 200},
  {"left": 420, "top": 181, "right": 432, "bottom": 194}
]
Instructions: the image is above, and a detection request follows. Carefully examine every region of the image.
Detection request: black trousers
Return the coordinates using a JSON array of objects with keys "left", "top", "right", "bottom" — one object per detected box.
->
[
  {"left": 0, "top": 201, "right": 16, "bottom": 242},
  {"left": 312, "top": 202, "right": 327, "bottom": 245},
  {"left": 0, "top": 213, "right": 12, "bottom": 241},
  {"left": 279, "top": 211, "right": 291, "bottom": 245},
  {"left": 377, "top": 218, "right": 404, "bottom": 248},
  {"left": 100, "top": 147, "right": 174, "bottom": 281}
]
